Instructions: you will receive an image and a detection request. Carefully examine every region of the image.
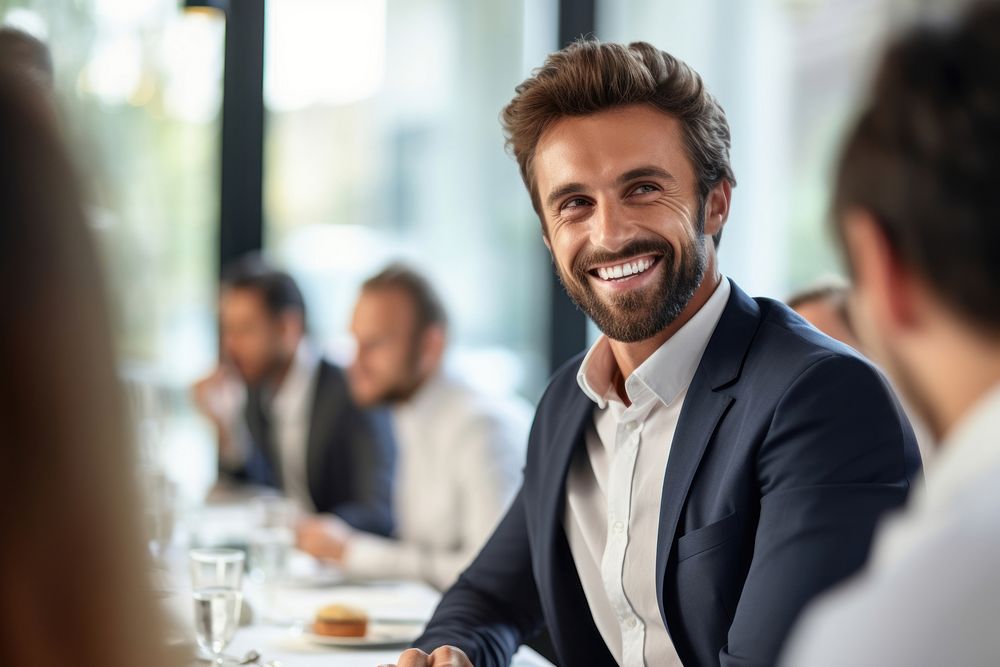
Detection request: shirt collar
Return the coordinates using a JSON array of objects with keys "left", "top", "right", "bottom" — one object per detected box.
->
[
  {"left": 577, "top": 277, "right": 731, "bottom": 409},
  {"left": 922, "top": 381, "right": 1000, "bottom": 511}
]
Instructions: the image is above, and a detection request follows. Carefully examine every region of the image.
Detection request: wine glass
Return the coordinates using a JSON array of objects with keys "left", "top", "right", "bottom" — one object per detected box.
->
[{"left": 190, "top": 548, "right": 244, "bottom": 665}]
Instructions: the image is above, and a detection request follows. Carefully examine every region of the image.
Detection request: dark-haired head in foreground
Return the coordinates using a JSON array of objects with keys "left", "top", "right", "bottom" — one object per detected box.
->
[{"left": 784, "top": 3, "right": 1000, "bottom": 665}]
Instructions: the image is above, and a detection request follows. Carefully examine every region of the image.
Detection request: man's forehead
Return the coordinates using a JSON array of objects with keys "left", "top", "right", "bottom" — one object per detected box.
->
[
  {"left": 533, "top": 106, "right": 690, "bottom": 191},
  {"left": 357, "top": 288, "right": 418, "bottom": 326}
]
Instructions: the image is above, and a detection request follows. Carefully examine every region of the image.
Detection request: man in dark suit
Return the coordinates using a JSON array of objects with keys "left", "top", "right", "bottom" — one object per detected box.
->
[
  {"left": 193, "top": 256, "right": 394, "bottom": 536},
  {"left": 388, "top": 41, "right": 919, "bottom": 667}
]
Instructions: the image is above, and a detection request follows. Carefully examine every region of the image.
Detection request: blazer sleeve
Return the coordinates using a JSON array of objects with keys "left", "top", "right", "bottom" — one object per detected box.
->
[
  {"left": 330, "top": 406, "right": 396, "bottom": 537},
  {"left": 720, "top": 354, "right": 919, "bottom": 666},
  {"left": 413, "top": 487, "right": 546, "bottom": 667}
]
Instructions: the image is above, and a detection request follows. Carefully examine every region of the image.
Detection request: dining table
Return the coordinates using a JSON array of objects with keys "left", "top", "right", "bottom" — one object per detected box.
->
[{"left": 159, "top": 496, "right": 553, "bottom": 667}]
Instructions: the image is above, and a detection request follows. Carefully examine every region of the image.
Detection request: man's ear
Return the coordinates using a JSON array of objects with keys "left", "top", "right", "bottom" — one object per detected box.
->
[
  {"left": 418, "top": 324, "right": 446, "bottom": 376},
  {"left": 842, "top": 209, "right": 917, "bottom": 334},
  {"left": 703, "top": 180, "right": 731, "bottom": 238},
  {"left": 278, "top": 310, "right": 305, "bottom": 351}
]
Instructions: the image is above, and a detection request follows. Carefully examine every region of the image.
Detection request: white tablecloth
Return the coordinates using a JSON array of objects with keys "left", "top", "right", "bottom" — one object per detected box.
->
[{"left": 164, "top": 502, "right": 553, "bottom": 666}]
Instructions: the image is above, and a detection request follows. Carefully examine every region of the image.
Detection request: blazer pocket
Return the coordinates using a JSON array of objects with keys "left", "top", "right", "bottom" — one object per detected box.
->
[{"left": 676, "top": 510, "right": 738, "bottom": 561}]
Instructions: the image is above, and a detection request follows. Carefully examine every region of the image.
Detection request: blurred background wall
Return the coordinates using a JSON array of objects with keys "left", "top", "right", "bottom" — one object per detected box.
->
[{"left": 0, "top": 0, "right": 946, "bottom": 500}]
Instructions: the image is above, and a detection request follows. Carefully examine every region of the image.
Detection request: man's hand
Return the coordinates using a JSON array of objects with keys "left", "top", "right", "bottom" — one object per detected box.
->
[
  {"left": 296, "top": 513, "right": 354, "bottom": 562},
  {"left": 192, "top": 365, "right": 244, "bottom": 464},
  {"left": 379, "top": 646, "right": 474, "bottom": 667}
]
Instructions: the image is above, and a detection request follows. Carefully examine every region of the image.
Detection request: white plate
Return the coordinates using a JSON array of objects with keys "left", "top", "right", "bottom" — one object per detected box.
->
[{"left": 299, "top": 621, "right": 424, "bottom": 649}]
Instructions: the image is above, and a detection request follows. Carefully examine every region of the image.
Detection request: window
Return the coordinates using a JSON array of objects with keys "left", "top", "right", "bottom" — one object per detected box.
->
[{"left": 264, "top": 0, "right": 557, "bottom": 400}]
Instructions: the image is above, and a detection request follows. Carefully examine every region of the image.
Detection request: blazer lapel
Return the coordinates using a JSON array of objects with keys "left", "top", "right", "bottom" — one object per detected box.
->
[
  {"left": 536, "top": 385, "right": 594, "bottom": 554},
  {"left": 305, "top": 361, "right": 335, "bottom": 501},
  {"left": 655, "top": 282, "right": 762, "bottom": 630}
]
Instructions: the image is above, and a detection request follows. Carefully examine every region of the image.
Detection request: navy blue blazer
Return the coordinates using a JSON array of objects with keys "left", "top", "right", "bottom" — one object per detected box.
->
[{"left": 415, "top": 282, "right": 920, "bottom": 666}]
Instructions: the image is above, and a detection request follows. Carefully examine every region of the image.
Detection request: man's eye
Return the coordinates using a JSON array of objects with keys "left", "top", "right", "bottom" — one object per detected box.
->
[
  {"left": 562, "top": 197, "right": 590, "bottom": 210},
  {"left": 631, "top": 183, "right": 658, "bottom": 195}
]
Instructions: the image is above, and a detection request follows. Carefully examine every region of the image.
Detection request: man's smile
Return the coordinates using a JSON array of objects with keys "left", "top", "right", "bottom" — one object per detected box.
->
[{"left": 586, "top": 253, "right": 663, "bottom": 292}]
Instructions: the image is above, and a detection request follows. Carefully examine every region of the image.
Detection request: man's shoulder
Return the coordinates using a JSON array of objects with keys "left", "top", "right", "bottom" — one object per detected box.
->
[
  {"left": 744, "top": 296, "right": 877, "bottom": 389},
  {"left": 429, "top": 373, "right": 534, "bottom": 442},
  {"left": 311, "top": 358, "right": 350, "bottom": 401}
]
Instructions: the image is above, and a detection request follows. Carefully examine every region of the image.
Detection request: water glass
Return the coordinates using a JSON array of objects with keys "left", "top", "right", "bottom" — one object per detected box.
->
[
  {"left": 190, "top": 548, "right": 244, "bottom": 664},
  {"left": 248, "top": 496, "right": 296, "bottom": 620}
]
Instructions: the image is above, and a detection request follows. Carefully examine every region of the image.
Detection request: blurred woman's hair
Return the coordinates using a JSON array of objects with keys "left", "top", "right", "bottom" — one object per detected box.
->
[
  {"left": 0, "top": 26, "right": 54, "bottom": 90},
  {"left": 0, "top": 71, "right": 174, "bottom": 666}
]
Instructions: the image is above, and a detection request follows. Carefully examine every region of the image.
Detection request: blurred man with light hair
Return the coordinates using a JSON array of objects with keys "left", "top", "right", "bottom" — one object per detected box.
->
[
  {"left": 297, "top": 263, "right": 529, "bottom": 590},
  {"left": 784, "top": 3, "right": 1000, "bottom": 664}
]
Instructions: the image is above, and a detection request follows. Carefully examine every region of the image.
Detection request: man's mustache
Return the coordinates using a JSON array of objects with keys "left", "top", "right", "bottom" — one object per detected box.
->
[{"left": 572, "top": 239, "right": 673, "bottom": 277}]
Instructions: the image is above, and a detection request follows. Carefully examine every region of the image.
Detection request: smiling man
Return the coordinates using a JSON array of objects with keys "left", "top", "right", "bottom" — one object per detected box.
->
[{"left": 387, "top": 41, "right": 920, "bottom": 667}]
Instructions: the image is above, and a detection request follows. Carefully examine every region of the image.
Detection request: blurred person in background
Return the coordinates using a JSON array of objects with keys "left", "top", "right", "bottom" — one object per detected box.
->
[
  {"left": 388, "top": 39, "right": 918, "bottom": 667},
  {"left": 783, "top": 3, "right": 1000, "bottom": 664},
  {"left": 296, "top": 264, "right": 529, "bottom": 590},
  {"left": 192, "top": 257, "right": 395, "bottom": 536},
  {"left": 787, "top": 279, "right": 862, "bottom": 351},
  {"left": 0, "top": 69, "right": 174, "bottom": 667}
]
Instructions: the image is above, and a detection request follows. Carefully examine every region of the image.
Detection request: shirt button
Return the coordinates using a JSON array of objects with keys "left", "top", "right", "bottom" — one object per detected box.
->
[
  {"left": 626, "top": 617, "right": 638, "bottom": 629},
  {"left": 626, "top": 421, "right": 640, "bottom": 431},
  {"left": 613, "top": 521, "right": 625, "bottom": 533}
]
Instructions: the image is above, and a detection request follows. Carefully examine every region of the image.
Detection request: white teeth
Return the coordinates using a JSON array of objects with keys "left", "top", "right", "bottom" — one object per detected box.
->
[{"left": 594, "top": 257, "right": 656, "bottom": 281}]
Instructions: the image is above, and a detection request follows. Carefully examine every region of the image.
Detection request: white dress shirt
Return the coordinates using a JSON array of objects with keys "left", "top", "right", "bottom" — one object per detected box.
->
[
  {"left": 566, "top": 277, "right": 731, "bottom": 667},
  {"left": 782, "top": 382, "right": 1000, "bottom": 667},
  {"left": 344, "top": 372, "right": 530, "bottom": 590}
]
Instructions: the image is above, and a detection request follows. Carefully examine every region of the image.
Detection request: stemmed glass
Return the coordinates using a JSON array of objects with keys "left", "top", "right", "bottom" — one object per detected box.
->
[{"left": 190, "top": 548, "right": 245, "bottom": 665}]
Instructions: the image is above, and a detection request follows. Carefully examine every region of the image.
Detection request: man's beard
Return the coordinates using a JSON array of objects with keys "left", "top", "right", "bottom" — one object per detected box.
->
[{"left": 557, "top": 228, "right": 708, "bottom": 344}]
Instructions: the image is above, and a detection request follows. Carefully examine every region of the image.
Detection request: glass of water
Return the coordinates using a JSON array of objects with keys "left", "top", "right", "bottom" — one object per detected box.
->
[
  {"left": 190, "top": 548, "right": 244, "bottom": 665},
  {"left": 248, "top": 496, "right": 296, "bottom": 622}
]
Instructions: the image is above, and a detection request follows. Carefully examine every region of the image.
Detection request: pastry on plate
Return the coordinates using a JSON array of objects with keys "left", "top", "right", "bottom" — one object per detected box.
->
[{"left": 313, "top": 603, "right": 368, "bottom": 638}]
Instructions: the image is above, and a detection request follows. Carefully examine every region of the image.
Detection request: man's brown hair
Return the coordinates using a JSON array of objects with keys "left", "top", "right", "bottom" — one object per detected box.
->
[
  {"left": 502, "top": 39, "right": 736, "bottom": 245},
  {"left": 362, "top": 263, "right": 449, "bottom": 334}
]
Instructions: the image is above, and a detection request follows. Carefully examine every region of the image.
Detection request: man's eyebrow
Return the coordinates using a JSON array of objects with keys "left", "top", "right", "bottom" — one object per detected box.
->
[
  {"left": 617, "top": 166, "right": 676, "bottom": 185},
  {"left": 544, "top": 167, "right": 676, "bottom": 209},
  {"left": 545, "top": 182, "right": 587, "bottom": 209}
]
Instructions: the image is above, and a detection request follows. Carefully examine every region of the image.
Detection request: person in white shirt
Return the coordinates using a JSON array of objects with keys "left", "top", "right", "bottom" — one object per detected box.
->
[
  {"left": 296, "top": 264, "right": 529, "bottom": 590},
  {"left": 782, "top": 4, "right": 1000, "bottom": 664},
  {"left": 192, "top": 256, "right": 395, "bottom": 535}
]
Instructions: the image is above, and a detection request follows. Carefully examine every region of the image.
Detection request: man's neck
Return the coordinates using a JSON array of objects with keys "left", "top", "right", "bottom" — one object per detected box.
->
[
  {"left": 263, "top": 347, "right": 299, "bottom": 395},
  {"left": 608, "top": 269, "right": 722, "bottom": 403},
  {"left": 923, "top": 335, "right": 1000, "bottom": 444}
]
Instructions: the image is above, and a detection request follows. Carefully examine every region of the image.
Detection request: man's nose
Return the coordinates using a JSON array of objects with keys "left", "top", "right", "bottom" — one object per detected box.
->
[{"left": 589, "top": 200, "right": 632, "bottom": 252}]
